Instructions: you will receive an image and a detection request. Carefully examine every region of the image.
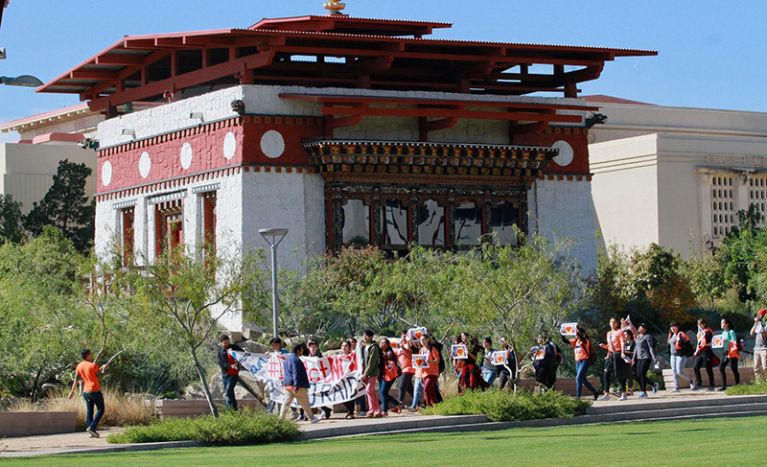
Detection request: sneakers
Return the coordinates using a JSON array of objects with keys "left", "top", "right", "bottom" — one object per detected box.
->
[
  {"left": 310, "top": 416, "right": 321, "bottom": 424},
  {"left": 357, "top": 411, "right": 367, "bottom": 417},
  {"left": 593, "top": 393, "right": 600, "bottom": 401},
  {"left": 86, "top": 428, "right": 99, "bottom": 438},
  {"left": 717, "top": 386, "right": 727, "bottom": 392},
  {"left": 365, "top": 412, "right": 375, "bottom": 418},
  {"left": 638, "top": 391, "right": 648, "bottom": 398},
  {"left": 707, "top": 387, "right": 716, "bottom": 392},
  {"left": 618, "top": 394, "right": 628, "bottom": 401},
  {"left": 690, "top": 384, "right": 699, "bottom": 391},
  {"left": 672, "top": 388, "right": 681, "bottom": 393},
  {"left": 597, "top": 393, "right": 610, "bottom": 401}
]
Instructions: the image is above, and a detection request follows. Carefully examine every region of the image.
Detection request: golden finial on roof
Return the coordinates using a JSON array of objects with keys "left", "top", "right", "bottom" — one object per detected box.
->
[{"left": 324, "top": 0, "right": 347, "bottom": 15}]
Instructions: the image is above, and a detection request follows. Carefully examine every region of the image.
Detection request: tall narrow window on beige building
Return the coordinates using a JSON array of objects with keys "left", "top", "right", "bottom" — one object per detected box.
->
[
  {"left": 120, "top": 207, "right": 135, "bottom": 265},
  {"left": 749, "top": 176, "right": 767, "bottom": 226},
  {"left": 711, "top": 175, "right": 737, "bottom": 240}
]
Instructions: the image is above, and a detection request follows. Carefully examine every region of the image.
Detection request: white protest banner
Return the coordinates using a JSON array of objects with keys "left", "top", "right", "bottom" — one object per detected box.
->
[
  {"left": 407, "top": 327, "right": 428, "bottom": 342},
  {"left": 491, "top": 350, "right": 508, "bottom": 366},
  {"left": 230, "top": 350, "right": 364, "bottom": 409},
  {"left": 412, "top": 353, "right": 430, "bottom": 369},
  {"left": 712, "top": 334, "right": 724, "bottom": 349},
  {"left": 451, "top": 344, "right": 468, "bottom": 360},
  {"left": 559, "top": 322, "right": 578, "bottom": 337}
]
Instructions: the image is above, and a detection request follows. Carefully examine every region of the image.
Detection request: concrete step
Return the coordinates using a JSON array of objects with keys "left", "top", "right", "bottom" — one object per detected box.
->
[
  {"left": 585, "top": 394, "right": 767, "bottom": 415},
  {"left": 583, "top": 402, "right": 767, "bottom": 422}
]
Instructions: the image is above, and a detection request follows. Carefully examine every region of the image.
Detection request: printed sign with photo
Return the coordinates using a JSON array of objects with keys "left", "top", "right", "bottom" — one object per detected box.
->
[
  {"left": 492, "top": 350, "right": 508, "bottom": 366},
  {"left": 451, "top": 344, "right": 468, "bottom": 360},
  {"left": 560, "top": 322, "right": 578, "bottom": 336},
  {"left": 712, "top": 334, "right": 724, "bottom": 349},
  {"left": 407, "top": 327, "right": 428, "bottom": 341},
  {"left": 412, "top": 354, "right": 430, "bottom": 369}
]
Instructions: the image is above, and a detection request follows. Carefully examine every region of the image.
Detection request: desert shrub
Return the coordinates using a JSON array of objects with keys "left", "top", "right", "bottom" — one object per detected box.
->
[
  {"left": 7, "top": 389, "right": 153, "bottom": 429},
  {"left": 107, "top": 409, "right": 298, "bottom": 445},
  {"left": 421, "top": 389, "right": 588, "bottom": 422}
]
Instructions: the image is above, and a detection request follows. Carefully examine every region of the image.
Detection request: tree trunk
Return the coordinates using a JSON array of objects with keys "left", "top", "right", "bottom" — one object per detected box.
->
[{"left": 190, "top": 347, "right": 219, "bottom": 418}]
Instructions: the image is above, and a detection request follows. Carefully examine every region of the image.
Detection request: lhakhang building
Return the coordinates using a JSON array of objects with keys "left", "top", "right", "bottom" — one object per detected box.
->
[{"left": 38, "top": 6, "right": 654, "bottom": 330}]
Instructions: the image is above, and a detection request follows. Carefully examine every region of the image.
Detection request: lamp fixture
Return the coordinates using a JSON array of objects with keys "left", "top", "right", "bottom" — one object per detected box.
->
[
  {"left": 0, "top": 75, "right": 43, "bottom": 87},
  {"left": 121, "top": 128, "right": 136, "bottom": 138},
  {"left": 189, "top": 112, "right": 205, "bottom": 123}
]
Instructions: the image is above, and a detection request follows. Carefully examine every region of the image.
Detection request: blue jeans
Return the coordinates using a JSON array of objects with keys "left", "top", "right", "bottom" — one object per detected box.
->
[
  {"left": 223, "top": 374, "right": 239, "bottom": 411},
  {"left": 411, "top": 378, "right": 423, "bottom": 410},
  {"left": 379, "top": 379, "right": 400, "bottom": 413},
  {"left": 575, "top": 360, "right": 599, "bottom": 397},
  {"left": 83, "top": 391, "right": 105, "bottom": 431},
  {"left": 482, "top": 368, "right": 497, "bottom": 386}
]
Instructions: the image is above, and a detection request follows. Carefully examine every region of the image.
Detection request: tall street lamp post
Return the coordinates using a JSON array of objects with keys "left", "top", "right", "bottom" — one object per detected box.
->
[{"left": 259, "top": 228, "right": 288, "bottom": 339}]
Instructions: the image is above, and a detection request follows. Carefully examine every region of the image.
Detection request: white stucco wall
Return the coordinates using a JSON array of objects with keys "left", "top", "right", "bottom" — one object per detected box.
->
[{"left": 528, "top": 178, "right": 598, "bottom": 275}]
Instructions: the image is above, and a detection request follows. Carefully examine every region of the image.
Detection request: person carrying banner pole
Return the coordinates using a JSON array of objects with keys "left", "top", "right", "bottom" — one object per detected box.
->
[
  {"left": 217, "top": 335, "right": 245, "bottom": 411},
  {"left": 67, "top": 348, "right": 110, "bottom": 438}
]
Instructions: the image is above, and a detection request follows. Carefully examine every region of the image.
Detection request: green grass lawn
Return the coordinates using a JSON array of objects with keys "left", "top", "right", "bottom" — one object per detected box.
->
[{"left": 3, "top": 416, "right": 764, "bottom": 467}]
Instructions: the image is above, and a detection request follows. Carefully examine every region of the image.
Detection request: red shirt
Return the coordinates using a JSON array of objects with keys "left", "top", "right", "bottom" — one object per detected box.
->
[{"left": 76, "top": 361, "right": 100, "bottom": 392}]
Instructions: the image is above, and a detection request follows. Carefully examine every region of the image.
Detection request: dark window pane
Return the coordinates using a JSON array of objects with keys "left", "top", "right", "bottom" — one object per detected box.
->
[
  {"left": 490, "top": 202, "right": 518, "bottom": 245},
  {"left": 342, "top": 199, "right": 370, "bottom": 246},
  {"left": 416, "top": 199, "right": 445, "bottom": 246},
  {"left": 378, "top": 200, "right": 408, "bottom": 247},
  {"left": 454, "top": 201, "right": 482, "bottom": 248}
]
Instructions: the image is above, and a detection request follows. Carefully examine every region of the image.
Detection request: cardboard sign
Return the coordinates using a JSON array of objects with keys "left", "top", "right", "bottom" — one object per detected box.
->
[
  {"left": 412, "top": 354, "right": 430, "bottom": 369},
  {"left": 492, "top": 350, "right": 508, "bottom": 366},
  {"left": 407, "top": 327, "right": 428, "bottom": 342},
  {"left": 560, "top": 322, "right": 578, "bottom": 336},
  {"left": 451, "top": 344, "right": 468, "bottom": 360},
  {"left": 712, "top": 334, "right": 724, "bottom": 349}
]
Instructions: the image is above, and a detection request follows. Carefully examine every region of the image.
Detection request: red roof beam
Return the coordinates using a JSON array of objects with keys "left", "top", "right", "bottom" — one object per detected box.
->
[
  {"left": 279, "top": 93, "right": 599, "bottom": 112},
  {"left": 320, "top": 105, "right": 584, "bottom": 123}
]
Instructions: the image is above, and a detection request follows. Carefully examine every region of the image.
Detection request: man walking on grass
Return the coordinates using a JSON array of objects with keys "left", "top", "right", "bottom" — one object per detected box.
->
[{"left": 68, "top": 349, "right": 109, "bottom": 438}]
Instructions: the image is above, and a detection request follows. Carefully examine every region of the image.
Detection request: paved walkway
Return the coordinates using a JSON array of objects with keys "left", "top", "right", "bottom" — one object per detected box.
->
[{"left": 0, "top": 391, "right": 754, "bottom": 458}]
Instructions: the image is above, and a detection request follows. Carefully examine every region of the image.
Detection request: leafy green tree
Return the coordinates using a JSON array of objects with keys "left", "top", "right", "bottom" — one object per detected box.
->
[
  {"left": 717, "top": 206, "right": 767, "bottom": 303},
  {"left": 0, "top": 194, "right": 25, "bottom": 244},
  {"left": 128, "top": 248, "right": 261, "bottom": 417},
  {"left": 0, "top": 228, "right": 92, "bottom": 400},
  {"left": 25, "top": 160, "right": 95, "bottom": 252}
]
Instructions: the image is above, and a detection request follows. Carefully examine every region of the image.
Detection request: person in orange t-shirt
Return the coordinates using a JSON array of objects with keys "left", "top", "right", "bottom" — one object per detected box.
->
[{"left": 68, "top": 349, "right": 109, "bottom": 437}]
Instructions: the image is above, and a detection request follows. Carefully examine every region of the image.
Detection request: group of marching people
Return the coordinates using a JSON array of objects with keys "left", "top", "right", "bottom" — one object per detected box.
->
[{"left": 561, "top": 312, "right": 761, "bottom": 402}]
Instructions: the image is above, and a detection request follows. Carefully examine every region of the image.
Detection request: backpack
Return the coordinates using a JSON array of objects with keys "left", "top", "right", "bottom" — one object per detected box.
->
[
  {"left": 679, "top": 336, "right": 694, "bottom": 357},
  {"left": 586, "top": 339, "right": 598, "bottom": 365}
]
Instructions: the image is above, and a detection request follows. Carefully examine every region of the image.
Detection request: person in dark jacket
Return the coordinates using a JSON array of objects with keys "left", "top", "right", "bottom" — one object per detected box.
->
[
  {"left": 632, "top": 324, "right": 658, "bottom": 398},
  {"left": 279, "top": 343, "right": 319, "bottom": 423},
  {"left": 217, "top": 335, "right": 244, "bottom": 411},
  {"left": 361, "top": 329, "right": 383, "bottom": 418},
  {"left": 531, "top": 335, "right": 559, "bottom": 390}
]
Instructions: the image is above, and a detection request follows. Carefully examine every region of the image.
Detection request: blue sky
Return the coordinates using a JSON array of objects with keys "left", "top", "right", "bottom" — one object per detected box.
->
[{"left": 1, "top": 0, "right": 765, "bottom": 134}]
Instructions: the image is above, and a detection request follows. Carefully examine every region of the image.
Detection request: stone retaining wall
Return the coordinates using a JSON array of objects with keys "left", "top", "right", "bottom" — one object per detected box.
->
[{"left": 0, "top": 411, "right": 77, "bottom": 437}]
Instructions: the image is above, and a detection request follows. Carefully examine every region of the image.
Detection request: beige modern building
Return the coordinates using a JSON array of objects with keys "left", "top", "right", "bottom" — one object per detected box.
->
[
  {"left": 0, "top": 104, "right": 100, "bottom": 213},
  {"left": 588, "top": 96, "right": 767, "bottom": 256}
]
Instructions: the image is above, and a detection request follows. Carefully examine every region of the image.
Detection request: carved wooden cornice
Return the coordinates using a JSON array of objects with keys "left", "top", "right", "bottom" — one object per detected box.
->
[{"left": 304, "top": 140, "right": 557, "bottom": 180}]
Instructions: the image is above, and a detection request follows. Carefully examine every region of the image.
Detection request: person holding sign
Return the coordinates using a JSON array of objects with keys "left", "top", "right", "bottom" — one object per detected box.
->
[
  {"left": 395, "top": 333, "right": 416, "bottom": 407},
  {"left": 379, "top": 338, "right": 402, "bottom": 415},
  {"left": 420, "top": 336, "right": 441, "bottom": 407},
  {"left": 480, "top": 337, "right": 498, "bottom": 386},
  {"left": 751, "top": 309, "right": 767, "bottom": 379},
  {"left": 457, "top": 334, "right": 488, "bottom": 393},
  {"left": 279, "top": 343, "right": 319, "bottom": 423},
  {"left": 693, "top": 319, "right": 716, "bottom": 391},
  {"left": 530, "top": 335, "right": 560, "bottom": 390},
  {"left": 718, "top": 319, "right": 740, "bottom": 390},
  {"left": 598, "top": 317, "right": 624, "bottom": 401},
  {"left": 497, "top": 338, "right": 518, "bottom": 391},
  {"left": 561, "top": 324, "right": 600, "bottom": 400},
  {"left": 68, "top": 349, "right": 110, "bottom": 438}
]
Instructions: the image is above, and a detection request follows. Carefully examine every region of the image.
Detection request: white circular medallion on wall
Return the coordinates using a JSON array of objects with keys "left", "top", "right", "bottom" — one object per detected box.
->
[
  {"left": 180, "top": 142, "right": 193, "bottom": 170},
  {"left": 551, "top": 140, "right": 574, "bottom": 167},
  {"left": 223, "top": 131, "right": 237, "bottom": 160},
  {"left": 260, "top": 130, "right": 286, "bottom": 159},
  {"left": 138, "top": 151, "right": 152, "bottom": 178},
  {"left": 101, "top": 161, "right": 112, "bottom": 187}
]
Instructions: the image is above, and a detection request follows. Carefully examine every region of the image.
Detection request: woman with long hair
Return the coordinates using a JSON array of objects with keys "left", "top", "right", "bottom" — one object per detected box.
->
[
  {"left": 395, "top": 333, "right": 416, "bottom": 407},
  {"left": 379, "top": 338, "right": 402, "bottom": 414},
  {"left": 667, "top": 322, "right": 693, "bottom": 391},
  {"left": 457, "top": 333, "right": 488, "bottom": 393},
  {"left": 562, "top": 324, "right": 600, "bottom": 400},
  {"left": 420, "top": 335, "right": 441, "bottom": 407},
  {"left": 693, "top": 318, "right": 715, "bottom": 391},
  {"left": 719, "top": 318, "right": 740, "bottom": 390}
]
